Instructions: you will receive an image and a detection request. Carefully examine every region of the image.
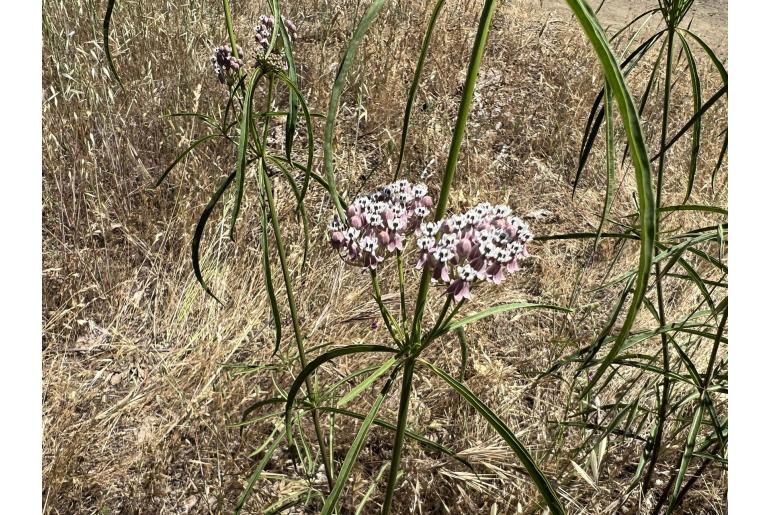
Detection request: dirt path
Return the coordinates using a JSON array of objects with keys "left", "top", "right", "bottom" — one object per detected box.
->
[{"left": 538, "top": 0, "right": 727, "bottom": 53}]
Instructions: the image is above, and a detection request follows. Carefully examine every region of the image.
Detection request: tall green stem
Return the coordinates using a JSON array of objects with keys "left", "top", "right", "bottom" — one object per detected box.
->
[
  {"left": 257, "top": 75, "right": 334, "bottom": 490},
  {"left": 644, "top": 26, "right": 675, "bottom": 491},
  {"left": 381, "top": 358, "right": 416, "bottom": 515},
  {"left": 410, "top": 0, "right": 498, "bottom": 341}
]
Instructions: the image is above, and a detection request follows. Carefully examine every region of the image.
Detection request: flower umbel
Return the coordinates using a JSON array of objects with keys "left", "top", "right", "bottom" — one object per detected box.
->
[
  {"left": 427, "top": 203, "right": 534, "bottom": 301},
  {"left": 328, "top": 180, "right": 433, "bottom": 269},
  {"left": 211, "top": 44, "right": 245, "bottom": 85}
]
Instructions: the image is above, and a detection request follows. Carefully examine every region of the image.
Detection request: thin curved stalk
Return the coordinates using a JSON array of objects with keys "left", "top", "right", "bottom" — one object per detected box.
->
[
  {"left": 411, "top": 0, "right": 498, "bottom": 342},
  {"left": 394, "top": 0, "right": 446, "bottom": 179}
]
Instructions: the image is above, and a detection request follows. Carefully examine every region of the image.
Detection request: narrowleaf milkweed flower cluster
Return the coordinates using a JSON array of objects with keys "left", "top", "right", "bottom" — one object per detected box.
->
[
  {"left": 416, "top": 203, "right": 534, "bottom": 302},
  {"left": 209, "top": 14, "right": 298, "bottom": 84},
  {"left": 211, "top": 44, "right": 244, "bottom": 85},
  {"left": 328, "top": 180, "right": 433, "bottom": 270},
  {"left": 254, "top": 15, "right": 298, "bottom": 55},
  {"left": 328, "top": 182, "right": 534, "bottom": 302}
]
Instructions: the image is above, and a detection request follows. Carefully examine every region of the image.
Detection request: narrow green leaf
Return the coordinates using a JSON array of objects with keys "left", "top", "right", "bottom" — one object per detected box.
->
[
  {"left": 323, "top": 0, "right": 387, "bottom": 218},
  {"left": 155, "top": 133, "right": 222, "bottom": 187},
  {"left": 423, "top": 361, "right": 565, "bottom": 514},
  {"left": 321, "top": 369, "right": 398, "bottom": 514},
  {"left": 235, "top": 428, "right": 286, "bottom": 514},
  {"left": 394, "top": 0, "right": 446, "bottom": 179},
  {"left": 678, "top": 34, "right": 702, "bottom": 204},
  {"left": 191, "top": 171, "right": 236, "bottom": 304},
  {"left": 337, "top": 356, "right": 397, "bottom": 407},
  {"left": 259, "top": 194, "right": 283, "bottom": 354},
  {"left": 284, "top": 345, "right": 397, "bottom": 430},
  {"left": 444, "top": 302, "right": 571, "bottom": 334},
  {"left": 231, "top": 70, "right": 266, "bottom": 240},
  {"left": 566, "top": 0, "right": 656, "bottom": 399}
]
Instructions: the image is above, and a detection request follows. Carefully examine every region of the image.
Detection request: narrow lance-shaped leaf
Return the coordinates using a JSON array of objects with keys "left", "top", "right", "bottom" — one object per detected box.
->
[
  {"left": 231, "top": 70, "right": 265, "bottom": 240},
  {"left": 284, "top": 345, "right": 397, "bottom": 433},
  {"left": 235, "top": 428, "right": 286, "bottom": 514},
  {"left": 394, "top": 0, "right": 446, "bottom": 180},
  {"left": 270, "top": 0, "right": 299, "bottom": 162},
  {"left": 192, "top": 171, "right": 236, "bottom": 304},
  {"left": 443, "top": 302, "right": 571, "bottom": 334},
  {"left": 323, "top": 0, "right": 387, "bottom": 218},
  {"left": 259, "top": 192, "right": 283, "bottom": 354},
  {"left": 155, "top": 133, "right": 223, "bottom": 187},
  {"left": 423, "top": 360, "right": 566, "bottom": 514},
  {"left": 594, "top": 78, "right": 616, "bottom": 254},
  {"left": 565, "top": 0, "right": 657, "bottom": 398},
  {"left": 320, "top": 369, "right": 399, "bottom": 514},
  {"left": 316, "top": 404, "right": 475, "bottom": 471},
  {"left": 678, "top": 34, "right": 702, "bottom": 204}
]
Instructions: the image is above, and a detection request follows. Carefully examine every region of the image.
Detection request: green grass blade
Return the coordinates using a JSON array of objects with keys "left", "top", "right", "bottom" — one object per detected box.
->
[
  {"left": 566, "top": 0, "right": 656, "bottom": 399},
  {"left": 191, "top": 171, "right": 236, "bottom": 304},
  {"left": 394, "top": 0, "right": 446, "bottom": 180},
  {"left": 321, "top": 369, "right": 399, "bottom": 514},
  {"left": 102, "top": 0, "right": 122, "bottom": 86},
  {"left": 423, "top": 360, "right": 565, "bottom": 514},
  {"left": 323, "top": 0, "right": 387, "bottom": 218}
]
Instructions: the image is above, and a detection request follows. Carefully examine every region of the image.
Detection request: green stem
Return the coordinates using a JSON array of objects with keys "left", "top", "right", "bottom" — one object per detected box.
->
[
  {"left": 256, "top": 78, "right": 334, "bottom": 489},
  {"left": 370, "top": 269, "right": 403, "bottom": 346},
  {"left": 410, "top": 0, "right": 498, "bottom": 341},
  {"left": 381, "top": 358, "right": 416, "bottom": 514},
  {"left": 644, "top": 26, "right": 675, "bottom": 492},
  {"left": 396, "top": 251, "right": 407, "bottom": 325},
  {"left": 426, "top": 296, "right": 452, "bottom": 341},
  {"left": 261, "top": 166, "right": 335, "bottom": 490}
]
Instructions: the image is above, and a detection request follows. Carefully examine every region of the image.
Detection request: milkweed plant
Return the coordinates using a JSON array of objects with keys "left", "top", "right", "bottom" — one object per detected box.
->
[{"left": 101, "top": 0, "right": 726, "bottom": 511}]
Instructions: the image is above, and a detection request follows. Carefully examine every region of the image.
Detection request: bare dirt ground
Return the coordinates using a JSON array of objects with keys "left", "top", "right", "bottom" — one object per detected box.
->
[
  {"left": 542, "top": 0, "right": 727, "bottom": 50},
  {"left": 42, "top": 0, "right": 727, "bottom": 513}
]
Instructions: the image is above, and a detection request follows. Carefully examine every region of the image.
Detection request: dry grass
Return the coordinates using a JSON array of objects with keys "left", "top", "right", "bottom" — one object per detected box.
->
[{"left": 42, "top": 0, "right": 727, "bottom": 513}]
